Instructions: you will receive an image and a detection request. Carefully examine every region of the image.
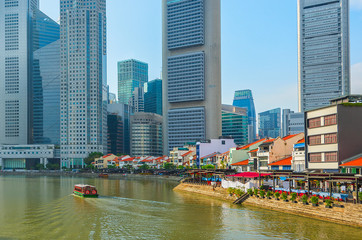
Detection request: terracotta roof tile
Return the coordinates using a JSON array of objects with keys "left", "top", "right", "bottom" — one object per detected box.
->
[
  {"left": 269, "top": 156, "right": 292, "bottom": 166},
  {"left": 237, "top": 138, "right": 267, "bottom": 150},
  {"left": 231, "top": 159, "right": 249, "bottom": 166},
  {"left": 340, "top": 157, "right": 362, "bottom": 167}
]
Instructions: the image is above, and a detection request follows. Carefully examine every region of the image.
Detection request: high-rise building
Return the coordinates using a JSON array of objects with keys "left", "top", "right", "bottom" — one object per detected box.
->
[
  {"left": 162, "top": 0, "right": 221, "bottom": 152},
  {"left": 60, "top": 0, "right": 108, "bottom": 168},
  {"left": 129, "top": 87, "right": 144, "bottom": 113},
  {"left": 298, "top": 0, "right": 350, "bottom": 112},
  {"left": 144, "top": 79, "right": 162, "bottom": 116},
  {"left": 233, "top": 90, "right": 257, "bottom": 143},
  {"left": 117, "top": 59, "right": 148, "bottom": 104},
  {"left": 282, "top": 109, "right": 305, "bottom": 137},
  {"left": 0, "top": 0, "right": 60, "bottom": 145},
  {"left": 130, "top": 112, "right": 163, "bottom": 157},
  {"left": 222, "top": 105, "right": 248, "bottom": 146},
  {"left": 107, "top": 114, "right": 123, "bottom": 155},
  {"left": 258, "top": 108, "right": 281, "bottom": 139}
]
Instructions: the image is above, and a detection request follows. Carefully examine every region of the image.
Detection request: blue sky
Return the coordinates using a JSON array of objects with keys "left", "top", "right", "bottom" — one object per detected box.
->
[{"left": 40, "top": 0, "right": 362, "bottom": 113}]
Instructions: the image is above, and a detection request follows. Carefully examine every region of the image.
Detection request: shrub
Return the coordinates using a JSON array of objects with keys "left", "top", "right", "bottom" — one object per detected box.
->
[
  {"left": 325, "top": 199, "right": 333, "bottom": 207},
  {"left": 227, "top": 187, "right": 235, "bottom": 195},
  {"left": 311, "top": 196, "right": 319, "bottom": 205},
  {"left": 247, "top": 188, "right": 253, "bottom": 196},
  {"left": 359, "top": 192, "right": 362, "bottom": 201},
  {"left": 274, "top": 192, "right": 280, "bottom": 199},
  {"left": 259, "top": 189, "right": 265, "bottom": 198},
  {"left": 301, "top": 194, "right": 308, "bottom": 203},
  {"left": 281, "top": 192, "right": 288, "bottom": 201},
  {"left": 266, "top": 191, "right": 272, "bottom": 198},
  {"left": 290, "top": 192, "right": 297, "bottom": 202},
  {"left": 235, "top": 189, "right": 244, "bottom": 197},
  {"left": 253, "top": 188, "right": 259, "bottom": 196}
]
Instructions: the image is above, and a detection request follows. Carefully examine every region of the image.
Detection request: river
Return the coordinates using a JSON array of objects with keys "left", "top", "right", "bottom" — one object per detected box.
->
[{"left": 0, "top": 176, "right": 360, "bottom": 239}]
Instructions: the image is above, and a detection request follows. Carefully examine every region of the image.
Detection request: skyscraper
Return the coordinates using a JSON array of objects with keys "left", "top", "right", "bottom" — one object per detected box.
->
[
  {"left": 282, "top": 109, "right": 304, "bottom": 137},
  {"left": 144, "top": 79, "right": 162, "bottom": 116},
  {"left": 233, "top": 90, "right": 256, "bottom": 143},
  {"left": 60, "top": 0, "right": 107, "bottom": 168},
  {"left": 162, "top": 0, "right": 221, "bottom": 152},
  {"left": 298, "top": 0, "right": 350, "bottom": 112},
  {"left": 258, "top": 108, "right": 281, "bottom": 139},
  {"left": 117, "top": 59, "right": 148, "bottom": 104},
  {"left": 0, "top": 0, "right": 60, "bottom": 145},
  {"left": 222, "top": 105, "right": 248, "bottom": 146},
  {"left": 129, "top": 87, "right": 144, "bottom": 113}
]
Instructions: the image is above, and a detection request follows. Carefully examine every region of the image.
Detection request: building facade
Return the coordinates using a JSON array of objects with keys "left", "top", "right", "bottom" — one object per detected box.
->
[
  {"left": 221, "top": 104, "right": 248, "bottom": 145},
  {"left": 144, "top": 79, "right": 162, "bottom": 116},
  {"left": 258, "top": 108, "right": 281, "bottom": 139},
  {"left": 162, "top": 0, "right": 221, "bottom": 152},
  {"left": 60, "top": 0, "right": 108, "bottom": 168},
  {"left": 282, "top": 109, "right": 305, "bottom": 137},
  {"left": 117, "top": 59, "right": 148, "bottom": 104},
  {"left": 298, "top": 0, "right": 350, "bottom": 112},
  {"left": 196, "top": 138, "right": 236, "bottom": 167},
  {"left": 129, "top": 87, "right": 144, "bottom": 113},
  {"left": 233, "top": 90, "right": 256, "bottom": 143},
  {"left": 130, "top": 112, "right": 163, "bottom": 157},
  {"left": 107, "top": 114, "right": 123, "bottom": 155}
]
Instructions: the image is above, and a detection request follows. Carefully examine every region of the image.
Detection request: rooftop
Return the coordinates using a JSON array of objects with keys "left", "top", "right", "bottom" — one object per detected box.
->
[{"left": 269, "top": 156, "right": 292, "bottom": 166}]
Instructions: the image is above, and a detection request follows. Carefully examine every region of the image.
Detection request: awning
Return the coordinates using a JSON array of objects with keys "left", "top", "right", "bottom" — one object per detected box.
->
[{"left": 226, "top": 172, "right": 272, "bottom": 178}]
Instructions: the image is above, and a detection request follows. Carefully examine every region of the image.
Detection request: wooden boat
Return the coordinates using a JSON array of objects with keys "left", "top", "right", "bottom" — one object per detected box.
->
[
  {"left": 73, "top": 184, "right": 98, "bottom": 198},
  {"left": 98, "top": 173, "right": 109, "bottom": 178}
]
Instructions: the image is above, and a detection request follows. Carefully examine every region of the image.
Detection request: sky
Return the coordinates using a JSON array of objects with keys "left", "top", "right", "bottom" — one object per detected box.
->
[{"left": 40, "top": 0, "right": 362, "bottom": 114}]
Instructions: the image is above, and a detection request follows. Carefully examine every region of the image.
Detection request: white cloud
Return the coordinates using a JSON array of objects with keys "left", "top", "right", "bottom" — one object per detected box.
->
[
  {"left": 351, "top": 62, "right": 362, "bottom": 94},
  {"left": 350, "top": 0, "right": 362, "bottom": 10}
]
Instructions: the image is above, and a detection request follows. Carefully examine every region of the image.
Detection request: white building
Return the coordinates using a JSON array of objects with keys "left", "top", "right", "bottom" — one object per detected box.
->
[
  {"left": 196, "top": 138, "right": 236, "bottom": 167},
  {"left": 292, "top": 139, "right": 306, "bottom": 172}
]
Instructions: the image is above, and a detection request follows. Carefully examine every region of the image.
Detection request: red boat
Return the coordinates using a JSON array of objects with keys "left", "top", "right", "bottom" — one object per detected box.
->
[{"left": 73, "top": 184, "right": 98, "bottom": 198}]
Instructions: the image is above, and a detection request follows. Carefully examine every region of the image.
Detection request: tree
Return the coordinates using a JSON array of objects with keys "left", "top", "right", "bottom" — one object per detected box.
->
[
  {"left": 202, "top": 164, "right": 215, "bottom": 170},
  {"left": 108, "top": 165, "right": 116, "bottom": 169},
  {"left": 163, "top": 162, "right": 176, "bottom": 170},
  {"left": 84, "top": 152, "right": 103, "bottom": 166},
  {"left": 177, "top": 165, "right": 184, "bottom": 169},
  {"left": 139, "top": 164, "right": 150, "bottom": 170}
]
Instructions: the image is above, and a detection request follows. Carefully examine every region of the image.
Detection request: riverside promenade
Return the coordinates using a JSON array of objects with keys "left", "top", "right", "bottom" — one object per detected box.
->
[{"left": 174, "top": 183, "right": 362, "bottom": 228}]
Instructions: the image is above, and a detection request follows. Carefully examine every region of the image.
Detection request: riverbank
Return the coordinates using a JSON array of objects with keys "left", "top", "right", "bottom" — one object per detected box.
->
[
  {"left": 174, "top": 183, "right": 362, "bottom": 228},
  {"left": 0, "top": 171, "right": 182, "bottom": 181}
]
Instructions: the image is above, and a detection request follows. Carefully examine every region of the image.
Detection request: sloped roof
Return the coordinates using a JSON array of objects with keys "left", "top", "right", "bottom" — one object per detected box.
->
[
  {"left": 297, "top": 138, "right": 305, "bottom": 144},
  {"left": 120, "top": 157, "right": 134, "bottom": 162},
  {"left": 282, "top": 134, "right": 299, "bottom": 141},
  {"left": 181, "top": 150, "right": 194, "bottom": 157},
  {"left": 248, "top": 149, "right": 258, "bottom": 153},
  {"left": 341, "top": 154, "right": 362, "bottom": 167},
  {"left": 269, "top": 156, "right": 292, "bottom": 166},
  {"left": 201, "top": 152, "right": 220, "bottom": 159},
  {"left": 237, "top": 138, "right": 267, "bottom": 150},
  {"left": 231, "top": 159, "right": 249, "bottom": 166}
]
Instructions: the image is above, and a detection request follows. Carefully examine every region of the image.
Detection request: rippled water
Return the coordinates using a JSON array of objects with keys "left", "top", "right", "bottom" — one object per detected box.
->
[{"left": 0, "top": 176, "right": 360, "bottom": 240}]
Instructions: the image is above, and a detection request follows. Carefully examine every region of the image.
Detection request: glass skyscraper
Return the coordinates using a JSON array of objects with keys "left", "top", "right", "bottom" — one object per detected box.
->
[
  {"left": 222, "top": 105, "right": 248, "bottom": 146},
  {"left": 117, "top": 59, "right": 148, "bottom": 104},
  {"left": 163, "top": 0, "right": 221, "bottom": 152},
  {"left": 233, "top": 89, "right": 256, "bottom": 143},
  {"left": 298, "top": 0, "right": 350, "bottom": 112},
  {"left": 144, "top": 79, "right": 162, "bottom": 116},
  {"left": 60, "top": 0, "right": 107, "bottom": 168},
  {"left": 258, "top": 108, "right": 281, "bottom": 139}
]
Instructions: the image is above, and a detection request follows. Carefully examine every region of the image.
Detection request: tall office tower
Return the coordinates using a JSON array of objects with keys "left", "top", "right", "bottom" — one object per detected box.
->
[
  {"left": 144, "top": 79, "right": 163, "bottom": 116},
  {"left": 282, "top": 109, "right": 305, "bottom": 137},
  {"left": 130, "top": 112, "right": 163, "bottom": 157},
  {"left": 118, "top": 59, "right": 148, "bottom": 104},
  {"left": 258, "top": 108, "right": 281, "bottom": 139},
  {"left": 298, "top": 0, "right": 350, "bottom": 112},
  {"left": 221, "top": 104, "right": 248, "bottom": 146},
  {"left": 60, "top": 0, "right": 107, "bottom": 168},
  {"left": 129, "top": 87, "right": 144, "bottom": 113},
  {"left": 0, "top": 0, "right": 61, "bottom": 145},
  {"left": 108, "top": 104, "right": 131, "bottom": 155},
  {"left": 233, "top": 90, "right": 257, "bottom": 143},
  {"left": 107, "top": 113, "right": 123, "bottom": 155},
  {"left": 162, "top": 0, "right": 221, "bottom": 153}
]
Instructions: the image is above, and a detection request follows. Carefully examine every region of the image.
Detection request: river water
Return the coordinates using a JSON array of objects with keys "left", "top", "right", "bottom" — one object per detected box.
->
[{"left": 0, "top": 176, "right": 360, "bottom": 240}]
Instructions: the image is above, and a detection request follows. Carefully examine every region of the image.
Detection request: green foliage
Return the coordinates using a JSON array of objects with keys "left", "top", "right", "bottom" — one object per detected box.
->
[
  {"left": 310, "top": 196, "right": 319, "bottom": 204},
  {"left": 341, "top": 102, "right": 362, "bottom": 107},
  {"left": 107, "top": 165, "right": 116, "bottom": 169},
  {"left": 325, "top": 199, "right": 333, "bottom": 207},
  {"left": 274, "top": 192, "right": 280, "bottom": 199},
  {"left": 266, "top": 191, "right": 272, "bottom": 198},
  {"left": 201, "top": 164, "right": 215, "bottom": 170},
  {"left": 139, "top": 164, "right": 150, "bottom": 170},
  {"left": 84, "top": 152, "right": 103, "bottom": 166},
  {"left": 177, "top": 165, "right": 185, "bottom": 169},
  {"left": 235, "top": 189, "right": 244, "bottom": 197},
  {"left": 301, "top": 194, "right": 308, "bottom": 203},
  {"left": 281, "top": 192, "right": 288, "bottom": 200},
  {"left": 227, "top": 187, "right": 234, "bottom": 194},
  {"left": 359, "top": 192, "right": 362, "bottom": 201},
  {"left": 46, "top": 163, "right": 60, "bottom": 170},
  {"left": 247, "top": 188, "right": 253, "bottom": 196},
  {"left": 290, "top": 192, "right": 297, "bottom": 201},
  {"left": 253, "top": 188, "right": 259, "bottom": 196},
  {"left": 35, "top": 163, "right": 45, "bottom": 170},
  {"left": 163, "top": 162, "right": 176, "bottom": 170},
  {"left": 259, "top": 189, "right": 265, "bottom": 198}
]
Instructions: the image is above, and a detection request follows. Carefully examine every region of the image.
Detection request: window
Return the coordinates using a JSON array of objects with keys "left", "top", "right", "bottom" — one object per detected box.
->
[
  {"left": 324, "top": 133, "right": 337, "bottom": 144},
  {"left": 324, "top": 114, "right": 337, "bottom": 126},
  {"left": 309, "top": 135, "right": 321, "bottom": 145},
  {"left": 325, "top": 152, "right": 338, "bottom": 162},
  {"left": 222, "top": 140, "right": 225, "bottom": 145},
  {"left": 309, "top": 153, "right": 321, "bottom": 162},
  {"left": 308, "top": 117, "right": 321, "bottom": 128}
]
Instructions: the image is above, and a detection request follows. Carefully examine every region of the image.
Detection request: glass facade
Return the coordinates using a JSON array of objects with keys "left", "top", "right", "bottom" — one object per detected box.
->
[
  {"left": 107, "top": 114, "right": 123, "bottom": 155},
  {"left": 298, "top": 0, "right": 350, "bottom": 112},
  {"left": 233, "top": 90, "right": 256, "bottom": 143},
  {"left": 144, "top": 79, "right": 162, "bottom": 116},
  {"left": 117, "top": 59, "right": 148, "bottom": 104},
  {"left": 258, "top": 108, "right": 281, "bottom": 139},
  {"left": 222, "top": 105, "right": 248, "bottom": 145}
]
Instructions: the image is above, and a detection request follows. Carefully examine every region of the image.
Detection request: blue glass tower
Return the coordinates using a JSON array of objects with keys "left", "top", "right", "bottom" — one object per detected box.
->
[
  {"left": 144, "top": 79, "right": 162, "bottom": 116},
  {"left": 233, "top": 90, "right": 256, "bottom": 143},
  {"left": 258, "top": 108, "right": 281, "bottom": 139}
]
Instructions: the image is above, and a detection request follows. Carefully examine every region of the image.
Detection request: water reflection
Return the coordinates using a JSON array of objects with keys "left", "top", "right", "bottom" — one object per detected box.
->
[{"left": 0, "top": 176, "right": 360, "bottom": 240}]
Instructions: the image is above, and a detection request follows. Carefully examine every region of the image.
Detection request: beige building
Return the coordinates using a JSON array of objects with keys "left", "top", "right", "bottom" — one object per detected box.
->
[{"left": 94, "top": 154, "right": 117, "bottom": 169}]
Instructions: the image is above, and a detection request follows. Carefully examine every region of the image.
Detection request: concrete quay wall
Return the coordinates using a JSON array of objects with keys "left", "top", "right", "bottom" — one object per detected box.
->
[{"left": 174, "top": 183, "right": 362, "bottom": 228}]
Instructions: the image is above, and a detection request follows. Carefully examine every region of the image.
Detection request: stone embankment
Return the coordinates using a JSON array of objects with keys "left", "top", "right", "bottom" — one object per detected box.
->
[{"left": 174, "top": 183, "right": 362, "bottom": 228}]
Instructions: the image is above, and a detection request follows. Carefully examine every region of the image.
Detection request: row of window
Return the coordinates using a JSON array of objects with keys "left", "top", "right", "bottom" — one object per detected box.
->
[
  {"left": 309, "top": 152, "right": 338, "bottom": 162},
  {"left": 308, "top": 133, "right": 337, "bottom": 145},
  {"left": 308, "top": 114, "right": 337, "bottom": 128}
]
